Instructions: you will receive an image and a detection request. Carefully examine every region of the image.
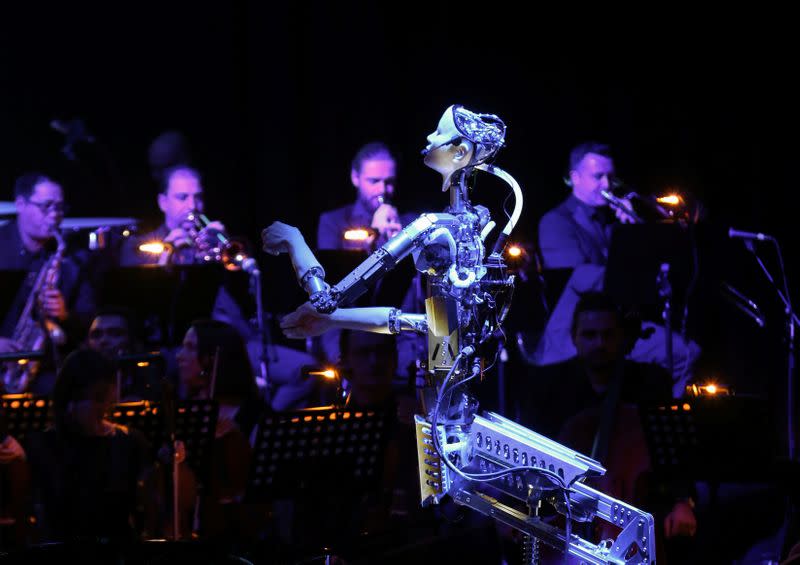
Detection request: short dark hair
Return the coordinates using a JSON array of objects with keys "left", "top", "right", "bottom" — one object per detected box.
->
[
  {"left": 90, "top": 306, "right": 139, "bottom": 340},
  {"left": 14, "top": 172, "right": 57, "bottom": 199},
  {"left": 570, "top": 291, "right": 623, "bottom": 337},
  {"left": 351, "top": 142, "right": 395, "bottom": 174},
  {"left": 158, "top": 164, "right": 201, "bottom": 194},
  {"left": 92, "top": 306, "right": 134, "bottom": 327},
  {"left": 568, "top": 142, "right": 613, "bottom": 172}
]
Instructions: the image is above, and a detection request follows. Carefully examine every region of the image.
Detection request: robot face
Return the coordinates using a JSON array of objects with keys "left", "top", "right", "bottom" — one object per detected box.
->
[
  {"left": 422, "top": 105, "right": 507, "bottom": 186},
  {"left": 422, "top": 106, "right": 468, "bottom": 177}
]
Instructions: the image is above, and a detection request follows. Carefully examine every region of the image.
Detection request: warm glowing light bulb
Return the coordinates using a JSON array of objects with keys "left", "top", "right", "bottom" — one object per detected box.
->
[
  {"left": 139, "top": 242, "right": 166, "bottom": 254},
  {"left": 310, "top": 368, "right": 338, "bottom": 379},
  {"left": 344, "top": 229, "right": 370, "bottom": 241},
  {"left": 657, "top": 194, "right": 682, "bottom": 206}
]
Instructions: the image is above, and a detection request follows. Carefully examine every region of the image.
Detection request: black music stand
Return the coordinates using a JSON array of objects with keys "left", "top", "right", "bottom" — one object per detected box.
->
[
  {"left": 115, "top": 353, "right": 167, "bottom": 402},
  {"left": 108, "top": 399, "right": 218, "bottom": 487},
  {"left": 246, "top": 406, "right": 390, "bottom": 502},
  {"left": 0, "top": 271, "right": 29, "bottom": 331},
  {"left": 0, "top": 394, "right": 53, "bottom": 444},
  {"left": 98, "top": 265, "right": 224, "bottom": 346},
  {"left": 640, "top": 395, "right": 778, "bottom": 482}
]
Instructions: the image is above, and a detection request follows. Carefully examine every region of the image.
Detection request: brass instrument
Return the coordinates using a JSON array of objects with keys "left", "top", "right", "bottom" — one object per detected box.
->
[
  {"left": 601, "top": 189, "right": 684, "bottom": 223},
  {"left": 186, "top": 213, "right": 255, "bottom": 272},
  {"left": 600, "top": 189, "right": 645, "bottom": 223},
  {"left": 2, "top": 232, "right": 67, "bottom": 393}
]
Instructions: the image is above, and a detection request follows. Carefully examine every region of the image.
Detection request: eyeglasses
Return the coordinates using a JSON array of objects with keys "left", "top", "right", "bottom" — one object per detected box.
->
[{"left": 26, "top": 199, "right": 67, "bottom": 214}]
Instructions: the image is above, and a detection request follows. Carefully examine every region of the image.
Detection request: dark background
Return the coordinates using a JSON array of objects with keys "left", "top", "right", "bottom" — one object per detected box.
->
[{"left": 2, "top": 4, "right": 797, "bottom": 392}]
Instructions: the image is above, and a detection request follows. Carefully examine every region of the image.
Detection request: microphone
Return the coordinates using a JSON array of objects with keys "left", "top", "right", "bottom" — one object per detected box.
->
[
  {"left": 421, "top": 136, "right": 461, "bottom": 156},
  {"left": 728, "top": 228, "right": 772, "bottom": 241}
]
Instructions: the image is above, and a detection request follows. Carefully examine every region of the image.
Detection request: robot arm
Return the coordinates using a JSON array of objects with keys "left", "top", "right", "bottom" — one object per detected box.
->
[
  {"left": 279, "top": 304, "right": 428, "bottom": 338},
  {"left": 312, "top": 213, "right": 459, "bottom": 313}
]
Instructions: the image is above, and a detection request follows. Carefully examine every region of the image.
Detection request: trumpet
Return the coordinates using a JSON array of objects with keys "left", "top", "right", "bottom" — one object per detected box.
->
[
  {"left": 187, "top": 212, "right": 257, "bottom": 273},
  {"left": 600, "top": 190, "right": 645, "bottom": 223}
]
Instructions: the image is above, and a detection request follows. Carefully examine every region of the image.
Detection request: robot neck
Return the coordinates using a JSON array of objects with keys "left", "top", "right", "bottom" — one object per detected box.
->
[{"left": 448, "top": 169, "right": 473, "bottom": 213}]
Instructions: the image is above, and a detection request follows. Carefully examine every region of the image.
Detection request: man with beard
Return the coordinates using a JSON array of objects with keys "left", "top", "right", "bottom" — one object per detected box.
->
[
  {"left": 519, "top": 291, "right": 671, "bottom": 437},
  {"left": 517, "top": 292, "right": 696, "bottom": 560},
  {"left": 317, "top": 142, "right": 407, "bottom": 251}
]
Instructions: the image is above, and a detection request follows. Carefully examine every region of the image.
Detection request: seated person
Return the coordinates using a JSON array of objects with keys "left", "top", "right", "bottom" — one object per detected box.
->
[
  {"left": 518, "top": 292, "right": 696, "bottom": 562},
  {"left": 535, "top": 142, "right": 700, "bottom": 395},
  {"left": 85, "top": 307, "right": 164, "bottom": 401},
  {"left": 23, "top": 350, "right": 157, "bottom": 542},
  {"left": 86, "top": 307, "right": 135, "bottom": 358},
  {"left": 175, "top": 319, "right": 266, "bottom": 541}
]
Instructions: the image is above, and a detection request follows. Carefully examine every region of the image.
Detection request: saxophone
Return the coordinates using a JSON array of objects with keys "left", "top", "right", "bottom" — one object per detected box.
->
[{"left": 2, "top": 232, "right": 67, "bottom": 393}]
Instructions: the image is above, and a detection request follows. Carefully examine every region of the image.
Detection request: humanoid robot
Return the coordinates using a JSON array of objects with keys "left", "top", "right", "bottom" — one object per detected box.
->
[{"left": 262, "top": 105, "right": 656, "bottom": 564}]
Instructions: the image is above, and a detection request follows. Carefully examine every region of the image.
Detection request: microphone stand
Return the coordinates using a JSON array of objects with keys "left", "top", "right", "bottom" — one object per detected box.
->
[
  {"left": 248, "top": 266, "right": 274, "bottom": 396},
  {"left": 657, "top": 263, "right": 674, "bottom": 378},
  {"left": 743, "top": 237, "right": 798, "bottom": 560},
  {"left": 744, "top": 239, "right": 798, "bottom": 460}
]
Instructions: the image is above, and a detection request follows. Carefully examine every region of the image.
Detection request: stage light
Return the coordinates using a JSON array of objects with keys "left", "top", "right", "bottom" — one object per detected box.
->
[
  {"left": 344, "top": 229, "right": 371, "bottom": 242},
  {"left": 139, "top": 241, "right": 166, "bottom": 254},
  {"left": 657, "top": 194, "right": 682, "bottom": 206}
]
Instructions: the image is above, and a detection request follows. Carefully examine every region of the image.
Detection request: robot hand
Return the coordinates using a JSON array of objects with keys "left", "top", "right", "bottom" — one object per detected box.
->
[{"left": 261, "top": 221, "right": 306, "bottom": 257}]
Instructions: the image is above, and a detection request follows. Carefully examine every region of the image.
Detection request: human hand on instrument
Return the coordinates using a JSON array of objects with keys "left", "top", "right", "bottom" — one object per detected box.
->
[
  {"left": 196, "top": 221, "right": 226, "bottom": 251},
  {"left": 614, "top": 198, "right": 637, "bottom": 224},
  {"left": 41, "top": 288, "right": 67, "bottom": 321},
  {"left": 164, "top": 227, "right": 195, "bottom": 249},
  {"left": 371, "top": 203, "right": 403, "bottom": 241},
  {"left": 261, "top": 221, "right": 306, "bottom": 256},
  {"left": 0, "top": 435, "right": 25, "bottom": 464},
  {"left": 0, "top": 338, "right": 20, "bottom": 354},
  {"left": 664, "top": 500, "right": 697, "bottom": 538},
  {"left": 280, "top": 302, "right": 333, "bottom": 338}
]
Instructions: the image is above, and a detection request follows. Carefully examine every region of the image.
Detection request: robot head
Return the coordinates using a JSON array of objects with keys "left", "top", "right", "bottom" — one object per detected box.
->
[{"left": 423, "top": 105, "right": 506, "bottom": 188}]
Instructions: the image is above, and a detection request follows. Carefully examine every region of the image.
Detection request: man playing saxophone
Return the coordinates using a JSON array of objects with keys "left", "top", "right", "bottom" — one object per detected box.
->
[{"left": 0, "top": 172, "right": 95, "bottom": 391}]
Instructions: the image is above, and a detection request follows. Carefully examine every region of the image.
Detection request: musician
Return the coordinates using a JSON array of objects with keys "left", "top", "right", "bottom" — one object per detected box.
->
[
  {"left": 534, "top": 143, "right": 700, "bottom": 392},
  {"left": 519, "top": 292, "right": 696, "bottom": 561},
  {"left": 317, "top": 142, "right": 411, "bottom": 251},
  {"left": 86, "top": 307, "right": 134, "bottom": 357},
  {"left": 539, "top": 142, "right": 634, "bottom": 268},
  {"left": 315, "top": 142, "right": 419, "bottom": 366},
  {"left": 120, "top": 165, "right": 226, "bottom": 266},
  {"left": 119, "top": 164, "right": 316, "bottom": 393},
  {"left": 176, "top": 319, "right": 266, "bottom": 541},
  {"left": 23, "top": 349, "right": 157, "bottom": 542},
  {"left": 0, "top": 173, "right": 95, "bottom": 366}
]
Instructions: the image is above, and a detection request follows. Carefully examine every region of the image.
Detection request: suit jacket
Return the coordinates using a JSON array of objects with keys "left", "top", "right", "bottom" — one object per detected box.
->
[
  {"left": 317, "top": 200, "right": 417, "bottom": 251},
  {"left": 0, "top": 220, "right": 95, "bottom": 341},
  {"left": 538, "top": 194, "right": 612, "bottom": 269},
  {"left": 317, "top": 202, "right": 372, "bottom": 251}
]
